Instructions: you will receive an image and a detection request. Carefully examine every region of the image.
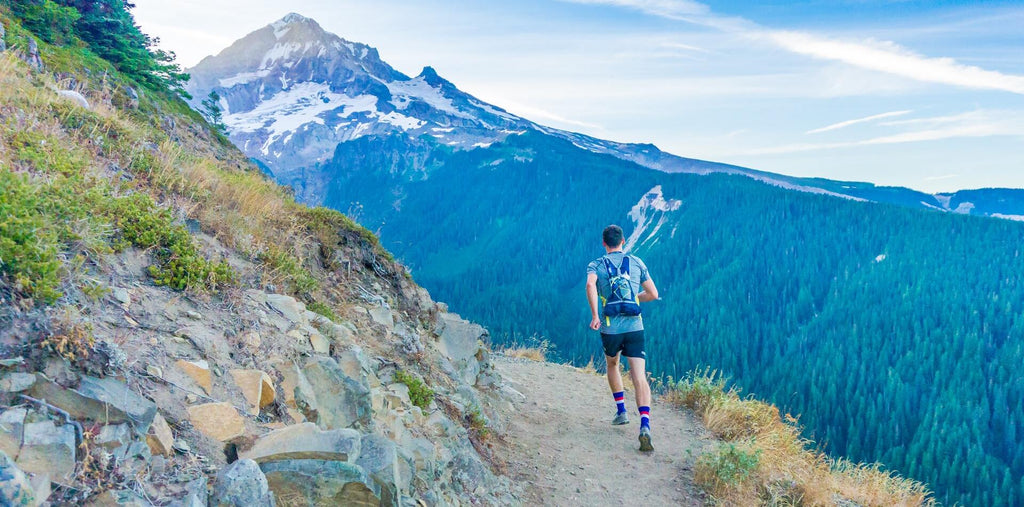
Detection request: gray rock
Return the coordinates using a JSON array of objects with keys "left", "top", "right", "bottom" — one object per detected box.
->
[
  {"left": 30, "top": 375, "right": 156, "bottom": 435},
  {"left": 0, "top": 372, "right": 35, "bottom": 393},
  {"left": 0, "top": 408, "right": 26, "bottom": 458},
  {"left": 95, "top": 489, "right": 149, "bottom": 506},
  {"left": 17, "top": 420, "right": 76, "bottom": 480},
  {"left": 57, "top": 89, "right": 89, "bottom": 109},
  {"left": 300, "top": 357, "right": 372, "bottom": 431},
  {"left": 0, "top": 451, "right": 37, "bottom": 506},
  {"left": 179, "top": 476, "right": 208, "bottom": 507},
  {"left": 124, "top": 86, "right": 139, "bottom": 108},
  {"left": 110, "top": 287, "right": 131, "bottom": 306},
  {"left": 211, "top": 459, "right": 274, "bottom": 507},
  {"left": 239, "top": 423, "right": 360, "bottom": 464},
  {"left": 265, "top": 294, "right": 307, "bottom": 325},
  {"left": 451, "top": 449, "right": 489, "bottom": 496},
  {"left": 261, "top": 459, "right": 378, "bottom": 506},
  {"left": 435, "top": 313, "right": 487, "bottom": 385},
  {"left": 435, "top": 313, "right": 485, "bottom": 363},
  {"left": 94, "top": 423, "right": 132, "bottom": 449},
  {"left": 24, "top": 38, "right": 42, "bottom": 70},
  {"left": 356, "top": 434, "right": 412, "bottom": 506},
  {"left": 0, "top": 23, "right": 6, "bottom": 53},
  {"left": 369, "top": 307, "right": 394, "bottom": 331},
  {"left": 336, "top": 346, "right": 370, "bottom": 382},
  {"left": 394, "top": 324, "right": 423, "bottom": 357}
]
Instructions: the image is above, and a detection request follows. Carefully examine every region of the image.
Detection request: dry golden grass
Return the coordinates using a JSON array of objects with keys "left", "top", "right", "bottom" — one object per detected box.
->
[
  {"left": 674, "top": 369, "right": 934, "bottom": 506},
  {"left": 502, "top": 346, "right": 547, "bottom": 362}
]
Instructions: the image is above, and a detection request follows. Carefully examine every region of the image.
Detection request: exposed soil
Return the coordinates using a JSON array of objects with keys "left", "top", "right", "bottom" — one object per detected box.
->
[{"left": 495, "top": 356, "right": 716, "bottom": 506}]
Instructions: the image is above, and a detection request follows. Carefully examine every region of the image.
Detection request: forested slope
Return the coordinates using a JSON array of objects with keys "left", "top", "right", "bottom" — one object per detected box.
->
[{"left": 305, "top": 130, "right": 1024, "bottom": 506}]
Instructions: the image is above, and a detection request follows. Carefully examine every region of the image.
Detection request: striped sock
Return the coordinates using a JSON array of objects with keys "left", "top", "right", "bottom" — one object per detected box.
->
[
  {"left": 639, "top": 406, "right": 650, "bottom": 430},
  {"left": 613, "top": 391, "right": 626, "bottom": 414}
]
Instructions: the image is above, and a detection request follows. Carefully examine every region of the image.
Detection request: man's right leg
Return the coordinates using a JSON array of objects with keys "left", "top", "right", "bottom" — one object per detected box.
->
[{"left": 606, "top": 353, "right": 629, "bottom": 425}]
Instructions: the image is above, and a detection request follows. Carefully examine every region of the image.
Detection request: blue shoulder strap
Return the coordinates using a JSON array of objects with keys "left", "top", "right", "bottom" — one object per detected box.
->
[
  {"left": 620, "top": 255, "right": 630, "bottom": 275},
  {"left": 602, "top": 257, "right": 618, "bottom": 277}
]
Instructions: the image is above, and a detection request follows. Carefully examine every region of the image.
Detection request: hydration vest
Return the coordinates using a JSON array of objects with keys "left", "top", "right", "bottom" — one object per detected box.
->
[{"left": 601, "top": 255, "right": 642, "bottom": 318}]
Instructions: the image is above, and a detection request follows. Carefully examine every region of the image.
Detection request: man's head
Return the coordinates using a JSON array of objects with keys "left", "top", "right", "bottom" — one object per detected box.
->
[{"left": 602, "top": 225, "right": 624, "bottom": 250}]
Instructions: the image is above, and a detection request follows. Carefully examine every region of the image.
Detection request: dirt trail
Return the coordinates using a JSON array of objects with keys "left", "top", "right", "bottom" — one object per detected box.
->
[{"left": 495, "top": 356, "right": 715, "bottom": 506}]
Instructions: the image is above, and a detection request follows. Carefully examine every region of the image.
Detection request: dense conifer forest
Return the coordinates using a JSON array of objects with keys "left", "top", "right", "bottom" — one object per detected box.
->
[{"left": 309, "top": 131, "right": 1024, "bottom": 506}]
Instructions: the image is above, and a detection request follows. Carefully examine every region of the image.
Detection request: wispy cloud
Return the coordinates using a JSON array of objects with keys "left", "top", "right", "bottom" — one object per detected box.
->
[
  {"left": 498, "top": 100, "right": 604, "bottom": 130},
  {"left": 807, "top": 110, "right": 912, "bottom": 134},
  {"left": 565, "top": 0, "right": 1024, "bottom": 95}
]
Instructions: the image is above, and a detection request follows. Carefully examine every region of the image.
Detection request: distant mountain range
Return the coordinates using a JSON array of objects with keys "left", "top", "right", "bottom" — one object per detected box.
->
[{"left": 187, "top": 12, "right": 1024, "bottom": 221}]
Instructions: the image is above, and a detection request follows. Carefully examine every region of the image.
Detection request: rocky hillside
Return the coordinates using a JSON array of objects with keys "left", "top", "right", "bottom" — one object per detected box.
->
[{"left": 0, "top": 12, "right": 518, "bottom": 506}]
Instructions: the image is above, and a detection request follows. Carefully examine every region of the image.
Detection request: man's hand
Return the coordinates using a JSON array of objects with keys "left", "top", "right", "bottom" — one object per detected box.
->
[{"left": 590, "top": 315, "right": 601, "bottom": 331}]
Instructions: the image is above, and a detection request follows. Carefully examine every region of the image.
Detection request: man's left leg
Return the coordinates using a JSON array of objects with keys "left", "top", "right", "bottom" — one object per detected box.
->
[{"left": 624, "top": 331, "right": 653, "bottom": 451}]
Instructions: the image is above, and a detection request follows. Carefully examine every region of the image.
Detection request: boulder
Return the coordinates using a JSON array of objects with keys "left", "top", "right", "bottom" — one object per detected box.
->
[
  {"left": 187, "top": 403, "right": 246, "bottom": 442},
  {"left": 179, "top": 476, "right": 208, "bottom": 507},
  {"left": 0, "top": 408, "right": 26, "bottom": 458},
  {"left": 272, "top": 361, "right": 315, "bottom": 410},
  {"left": 229, "top": 370, "right": 275, "bottom": 415},
  {"left": 239, "top": 423, "right": 359, "bottom": 464},
  {"left": 17, "top": 420, "right": 76, "bottom": 480},
  {"left": 336, "top": 346, "right": 370, "bottom": 382},
  {"left": 25, "top": 38, "right": 42, "bottom": 70},
  {"left": 57, "top": 90, "right": 90, "bottom": 110},
  {"left": 176, "top": 359, "right": 213, "bottom": 394},
  {"left": 368, "top": 307, "right": 394, "bottom": 331},
  {"left": 0, "top": 451, "right": 38, "bottom": 506},
  {"left": 211, "top": 459, "right": 274, "bottom": 507},
  {"left": 265, "top": 294, "right": 307, "bottom": 325},
  {"left": 29, "top": 375, "right": 157, "bottom": 434},
  {"left": 94, "top": 424, "right": 132, "bottom": 450},
  {"left": 0, "top": 23, "right": 5, "bottom": 53},
  {"left": 146, "top": 413, "right": 174, "bottom": 456},
  {"left": 356, "top": 433, "right": 412, "bottom": 505},
  {"left": 435, "top": 313, "right": 487, "bottom": 385},
  {"left": 261, "top": 459, "right": 378, "bottom": 507},
  {"left": 308, "top": 333, "right": 330, "bottom": 354},
  {"left": 299, "top": 357, "right": 372, "bottom": 431},
  {"left": 0, "top": 372, "right": 36, "bottom": 393}
]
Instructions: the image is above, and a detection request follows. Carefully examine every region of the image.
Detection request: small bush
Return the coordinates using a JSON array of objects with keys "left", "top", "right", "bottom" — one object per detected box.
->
[
  {"left": 258, "top": 246, "right": 318, "bottom": 294},
  {"left": 696, "top": 443, "right": 761, "bottom": 495},
  {"left": 0, "top": 167, "right": 63, "bottom": 302},
  {"left": 107, "top": 193, "right": 233, "bottom": 291},
  {"left": 466, "top": 406, "right": 490, "bottom": 439},
  {"left": 307, "top": 301, "right": 338, "bottom": 323},
  {"left": 395, "top": 370, "right": 434, "bottom": 410}
]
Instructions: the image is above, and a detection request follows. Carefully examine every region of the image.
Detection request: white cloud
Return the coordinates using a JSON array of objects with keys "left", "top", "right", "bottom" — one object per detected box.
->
[
  {"left": 744, "top": 111, "right": 1024, "bottom": 155},
  {"left": 807, "top": 110, "right": 912, "bottom": 134},
  {"left": 765, "top": 31, "right": 1024, "bottom": 95},
  {"left": 566, "top": 0, "right": 1024, "bottom": 95}
]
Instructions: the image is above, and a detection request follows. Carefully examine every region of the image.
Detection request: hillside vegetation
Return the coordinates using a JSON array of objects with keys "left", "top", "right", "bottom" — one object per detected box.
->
[{"left": 0, "top": 6, "right": 517, "bottom": 505}]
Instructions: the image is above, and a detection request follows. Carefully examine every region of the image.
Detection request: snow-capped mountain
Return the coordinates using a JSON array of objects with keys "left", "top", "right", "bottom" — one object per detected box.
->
[{"left": 188, "top": 13, "right": 1024, "bottom": 220}]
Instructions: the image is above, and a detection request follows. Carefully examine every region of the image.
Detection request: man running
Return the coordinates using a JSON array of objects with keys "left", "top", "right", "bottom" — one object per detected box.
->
[{"left": 586, "top": 224, "right": 660, "bottom": 452}]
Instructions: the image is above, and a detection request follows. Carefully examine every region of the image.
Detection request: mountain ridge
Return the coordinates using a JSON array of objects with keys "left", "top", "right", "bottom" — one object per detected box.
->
[{"left": 187, "top": 12, "right": 1024, "bottom": 220}]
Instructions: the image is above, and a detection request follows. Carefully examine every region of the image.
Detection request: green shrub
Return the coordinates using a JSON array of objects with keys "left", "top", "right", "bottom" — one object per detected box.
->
[
  {"left": 697, "top": 443, "right": 761, "bottom": 487},
  {"left": 0, "top": 168, "right": 63, "bottom": 302},
  {"left": 307, "top": 301, "right": 338, "bottom": 323},
  {"left": 467, "top": 406, "right": 490, "bottom": 439},
  {"left": 258, "top": 247, "right": 318, "bottom": 294},
  {"left": 395, "top": 370, "right": 434, "bottom": 410},
  {"left": 106, "top": 193, "right": 233, "bottom": 291}
]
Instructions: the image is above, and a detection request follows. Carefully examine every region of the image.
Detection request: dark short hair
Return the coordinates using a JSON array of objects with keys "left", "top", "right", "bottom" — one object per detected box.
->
[{"left": 602, "top": 225, "right": 624, "bottom": 247}]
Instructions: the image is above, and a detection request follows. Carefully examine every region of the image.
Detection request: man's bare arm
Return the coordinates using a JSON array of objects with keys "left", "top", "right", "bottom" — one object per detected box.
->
[
  {"left": 638, "top": 279, "right": 659, "bottom": 302},
  {"left": 586, "top": 273, "right": 601, "bottom": 330}
]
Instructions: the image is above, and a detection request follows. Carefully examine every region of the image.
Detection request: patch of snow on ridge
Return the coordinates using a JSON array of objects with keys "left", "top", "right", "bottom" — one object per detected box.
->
[
  {"left": 387, "top": 77, "right": 473, "bottom": 119},
  {"left": 624, "top": 185, "right": 682, "bottom": 252},
  {"left": 223, "top": 82, "right": 376, "bottom": 155}
]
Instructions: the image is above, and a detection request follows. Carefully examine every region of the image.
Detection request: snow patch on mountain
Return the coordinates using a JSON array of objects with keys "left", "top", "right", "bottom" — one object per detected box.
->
[{"left": 625, "top": 185, "right": 681, "bottom": 251}]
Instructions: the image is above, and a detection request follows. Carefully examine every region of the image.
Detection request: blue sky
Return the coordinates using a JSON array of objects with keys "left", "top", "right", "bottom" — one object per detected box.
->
[{"left": 133, "top": 0, "right": 1024, "bottom": 192}]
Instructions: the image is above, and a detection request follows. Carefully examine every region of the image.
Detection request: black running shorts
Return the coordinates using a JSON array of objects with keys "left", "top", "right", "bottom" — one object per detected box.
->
[{"left": 601, "top": 330, "right": 646, "bottom": 359}]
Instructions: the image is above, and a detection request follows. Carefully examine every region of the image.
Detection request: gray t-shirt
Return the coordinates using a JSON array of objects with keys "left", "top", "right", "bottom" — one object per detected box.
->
[{"left": 587, "top": 251, "right": 650, "bottom": 335}]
